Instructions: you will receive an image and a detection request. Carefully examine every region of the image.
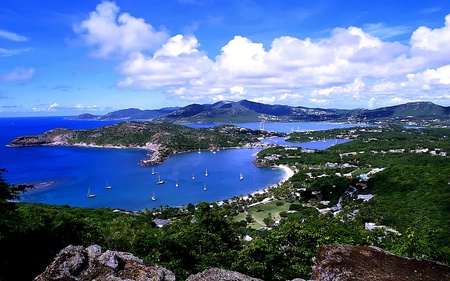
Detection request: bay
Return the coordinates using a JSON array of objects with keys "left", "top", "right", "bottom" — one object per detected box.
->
[{"left": 0, "top": 117, "right": 360, "bottom": 211}]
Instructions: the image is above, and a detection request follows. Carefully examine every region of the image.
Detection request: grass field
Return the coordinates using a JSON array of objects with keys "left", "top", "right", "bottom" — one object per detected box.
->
[{"left": 233, "top": 199, "right": 293, "bottom": 229}]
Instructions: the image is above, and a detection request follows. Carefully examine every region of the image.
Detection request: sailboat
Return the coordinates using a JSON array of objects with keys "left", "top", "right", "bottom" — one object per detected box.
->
[
  {"left": 157, "top": 175, "right": 165, "bottom": 184},
  {"left": 175, "top": 182, "right": 179, "bottom": 188},
  {"left": 240, "top": 172, "right": 244, "bottom": 181},
  {"left": 151, "top": 168, "right": 157, "bottom": 175},
  {"left": 192, "top": 173, "right": 195, "bottom": 180},
  {"left": 198, "top": 148, "right": 201, "bottom": 154},
  {"left": 105, "top": 180, "right": 112, "bottom": 189},
  {"left": 151, "top": 191, "right": 156, "bottom": 201},
  {"left": 205, "top": 168, "right": 208, "bottom": 177},
  {"left": 87, "top": 187, "right": 96, "bottom": 198},
  {"left": 203, "top": 183, "right": 207, "bottom": 191}
]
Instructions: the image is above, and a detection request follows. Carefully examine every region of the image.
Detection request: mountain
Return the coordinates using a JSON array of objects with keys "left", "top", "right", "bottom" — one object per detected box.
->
[
  {"left": 155, "top": 100, "right": 352, "bottom": 123},
  {"left": 355, "top": 101, "right": 450, "bottom": 123},
  {"left": 75, "top": 101, "right": 450, "bottom": 125},
  {"left": 73, "top": 107, "right": 179, "bottom": 120},
  {"left": 155, "top": 100, "right": 450, "bottom": 125}
]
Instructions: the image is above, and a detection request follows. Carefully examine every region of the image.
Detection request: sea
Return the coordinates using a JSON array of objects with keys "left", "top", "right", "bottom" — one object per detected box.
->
[{"left": 0, "top": 117, "right": 362, "bottom": 211}]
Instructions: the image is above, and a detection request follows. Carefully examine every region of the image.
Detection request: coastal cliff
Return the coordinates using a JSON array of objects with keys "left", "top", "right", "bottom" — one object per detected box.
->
[{"left": 8, "top": 121, "right": 278, "bottom": 166}]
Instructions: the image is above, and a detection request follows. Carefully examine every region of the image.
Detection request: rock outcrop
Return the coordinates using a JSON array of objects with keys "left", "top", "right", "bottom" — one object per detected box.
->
[
  {"left": 34, "top": 245, "right": 175, "bottom": 281},
  {"left": 311, "top": 244, "right": 450, "bottom": 281},
  {"left": 35, "top": 244, "right": 450, "bottom": 281},
  {"left": 185, "top": 268, "right": 263, "bottom": 281}
]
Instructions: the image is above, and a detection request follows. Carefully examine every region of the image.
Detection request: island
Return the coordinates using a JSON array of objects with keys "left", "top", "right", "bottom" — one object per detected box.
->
[{"left": 8, "top": 121, "right": 282, "bottom": 166}]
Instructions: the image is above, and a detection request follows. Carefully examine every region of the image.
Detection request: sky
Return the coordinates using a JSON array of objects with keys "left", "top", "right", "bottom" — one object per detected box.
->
[{"left": 1, "top": 0, "right": 450, "bottom": 116}]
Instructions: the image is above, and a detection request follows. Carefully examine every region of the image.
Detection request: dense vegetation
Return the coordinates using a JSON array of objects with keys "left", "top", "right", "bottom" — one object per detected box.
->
[
  {"left": 9, "top": 122, "right": 281, "bottom": 161},
  {"left": 1, "top": 125, "right": 449, "bottom": 280}
]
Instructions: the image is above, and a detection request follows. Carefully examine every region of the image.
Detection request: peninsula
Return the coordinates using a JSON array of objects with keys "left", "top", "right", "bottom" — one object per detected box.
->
[{"left": 8, "top": 121, "right": 280, "bottom": 165}]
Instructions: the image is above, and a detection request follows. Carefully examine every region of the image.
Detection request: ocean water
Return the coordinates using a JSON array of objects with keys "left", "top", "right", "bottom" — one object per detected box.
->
[{"left": 0, "top": 117, "right": 358, "bottom": 211}]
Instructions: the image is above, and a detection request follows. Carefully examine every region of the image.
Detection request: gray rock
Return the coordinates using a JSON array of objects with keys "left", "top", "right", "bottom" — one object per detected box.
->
[
  {"left": 34, "top": 245, "right": 175, "bottom": 281},
  {"left": 185, "top": 268, "right": 263, "bottom": 281},
  {"left": 311, "top": 244, "right": 450, "bottom": 281}
]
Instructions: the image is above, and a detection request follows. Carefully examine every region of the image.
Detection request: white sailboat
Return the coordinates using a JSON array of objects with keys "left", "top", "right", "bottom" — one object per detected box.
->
[
  {"left": 192, "top": 173, "right": 195, "bottom": 180},
  {"left": 105, "top": 180, "right": 112, "bottom": 189},
  {"left": 175, "top": 182, "right": 179, "bottom": 188},
  {"left": 157, "top": 175, "right": 165, "bottom": 184},
  {"left": 205, "top": 168, "right": 208, "bottom": 177},
  {"left": 203, "top": 183, "right": 207, "bottom": 191},
  {"left": 151, "top": 168, "right": 157, "bottom": 175},
  {"left": 240, "top": 172, "right": 244, "bottom": 181},
  {"left": 151, "top": 191, "right": 156, "bottom": 201},
  {"left": 87, "top": 187, "right": 96, "bottom": 198}
]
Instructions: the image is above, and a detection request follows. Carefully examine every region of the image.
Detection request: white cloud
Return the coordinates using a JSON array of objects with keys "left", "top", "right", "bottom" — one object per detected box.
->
[
  {"left": 362, "top": 23, "right": 411, "bottom": 39},
  {"left": 0, "top": 47, "right": 31, "bottom": 57},
  {"left": 251, "top": 96, "right": 276, "bottom": 104},
  {"left": 74, "top": 1, "right": 169, "bottom": 58},
  {"left": 229, "top": 85, "right": 246, "bottom": 95},
  {"left": 309, "top": 98, "right": 329, "bottom": 105},
  {"left": 76, "top": 3, "right": 450, "bottom": 108},
  {"left": 410, "top": 14, "right": 450, "bottom": 66},
  {"left": 0, "top": 67, "right": 34, "bottom": 82},
  {"left": 310, "top": 78, "right": 366, "bottom": 101},
  {"left": 117, "top": 34, "right": 213, "bottom": 89},
  {"left": 368, "top": 97, "right": 376, "bottom": 109},
  {"left": 0, "top": 29, "right": 28, "bottom": 41},
  {"left": 49, "top": 103, "right": 59, "bottom": 110}
]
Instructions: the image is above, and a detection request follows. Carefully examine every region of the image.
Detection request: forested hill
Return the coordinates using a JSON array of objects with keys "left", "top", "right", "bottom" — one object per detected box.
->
[
  {"left": 74, "top": 100, "right": 450, "bottom": 125},
  {"left": 8, "top": 122, "right": 278, "bottom": 164}
]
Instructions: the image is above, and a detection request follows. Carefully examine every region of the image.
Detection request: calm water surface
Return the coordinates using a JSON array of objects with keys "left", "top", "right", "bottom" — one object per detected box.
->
[{"left": 0, "top": 117, "right": 360, "bottom": 210}]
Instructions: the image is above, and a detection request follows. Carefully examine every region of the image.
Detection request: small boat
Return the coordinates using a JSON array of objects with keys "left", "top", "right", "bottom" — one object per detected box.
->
[
  {"left": 198, "top": 148, "right": 201, "bottom": 154},
  {"left": 87, "top": 187, "right": 96, "bottom": 198},
  {"left": 105, "top": 180, "right": 112, "bottom": 189},
  {"left": 151, "top": 168, "right": 157, "bottom": 175},
  {"left": 205, "top": 168, "right": 208, "bottom": 177},
  {"left": 192, "top": 173, "right": 195, "bottom": 180},
  {"left": 157, "top": 176, "right": 165, "bottom": 184},
  {"left": 240, "top": 172, "right": 244, "bottom": 181},
  {"left": 175, "top": 182, "right": 179, "bottom": 188},
  {"left": 151, "top": 191, "right": 156, "bottom": 201},
  {"left": 203, "top": 183, "right": 207, "bottom": 191}
]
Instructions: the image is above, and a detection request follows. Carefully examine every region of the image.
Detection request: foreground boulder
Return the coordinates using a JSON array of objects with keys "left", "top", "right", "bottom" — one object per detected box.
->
[
  {"left": 186, "top": 268, "right": 263, "bottom": 281},
  {"left": 312, "top": 245, "right": 450, "bottom": 281},
  {"left": 34, "top": 245, "right": 175, "bottom": 281}
]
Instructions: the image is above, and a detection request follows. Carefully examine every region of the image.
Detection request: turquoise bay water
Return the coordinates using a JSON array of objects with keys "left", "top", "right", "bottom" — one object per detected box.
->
[{"left": 0, "top": 117, "right": 362, "bottom": 211}]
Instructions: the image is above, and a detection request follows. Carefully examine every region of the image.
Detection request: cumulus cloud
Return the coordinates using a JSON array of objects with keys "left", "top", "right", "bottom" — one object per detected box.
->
[
  {"left": 410, "top": 14, "right": 450, "bottom": 65},
  {"left": 76, "top": 2, "right": 450, "bottom": 107},
  {"left": 0, "top": 67, "right": 34, "bottom": 82},
  {"left": 74, "top": 1, "right": 169, "bottom": 58},
  {"left": 117, "top": 34, "right": 213, "bottom": 89}
]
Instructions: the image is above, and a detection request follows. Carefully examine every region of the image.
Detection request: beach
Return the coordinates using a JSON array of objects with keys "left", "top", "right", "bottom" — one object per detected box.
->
[{"left": 238, "top": 164, "right": 294, "bottom": 203}]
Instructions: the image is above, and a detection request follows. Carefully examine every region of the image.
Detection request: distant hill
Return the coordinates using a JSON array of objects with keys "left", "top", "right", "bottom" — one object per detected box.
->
[
  {"left": 73, "top": 107, "right": 179, "bottom": 121},
  {"left": 75, "top": 101, "right": 450, "bottom": 125},
  {"left": 9, "top": 121, "right": 279, "bottom": 165}
]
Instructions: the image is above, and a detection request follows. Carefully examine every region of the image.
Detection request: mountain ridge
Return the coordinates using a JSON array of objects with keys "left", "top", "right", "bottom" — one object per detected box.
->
[{"left": 74, "top": 100, "right": 450, "bottom": 126}]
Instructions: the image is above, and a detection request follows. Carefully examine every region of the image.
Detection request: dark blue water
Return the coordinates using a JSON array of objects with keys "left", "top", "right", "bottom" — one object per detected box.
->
[
  {"left": 261, "top": 136, "right": 351, "bottom": 149},
  {"left": 0, "top": 117, "right": 356, "bottom": 211}
]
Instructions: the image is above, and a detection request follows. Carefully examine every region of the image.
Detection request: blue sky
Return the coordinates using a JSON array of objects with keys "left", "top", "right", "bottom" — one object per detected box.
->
[{"left": 1, "top": 0, "right": 450, "bottom": 116}]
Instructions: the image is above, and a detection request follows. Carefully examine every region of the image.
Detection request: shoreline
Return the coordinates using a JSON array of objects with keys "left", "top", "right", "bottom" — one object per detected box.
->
[{"left": 235, "top": 164, "right": 294, "bottom": 203}]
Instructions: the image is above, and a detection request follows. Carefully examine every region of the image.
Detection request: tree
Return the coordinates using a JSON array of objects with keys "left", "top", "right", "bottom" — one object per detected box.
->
[
  {"left": 0, "top": 168, "right": 34, "bottom": 232},
  {"left": 0, "top": 168, "right": 34, "bottom": 204}
]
